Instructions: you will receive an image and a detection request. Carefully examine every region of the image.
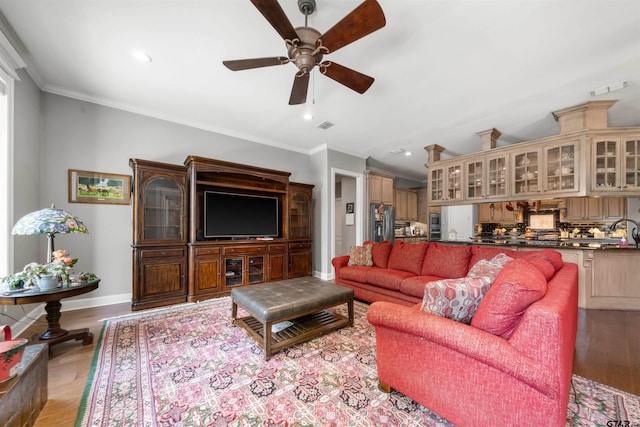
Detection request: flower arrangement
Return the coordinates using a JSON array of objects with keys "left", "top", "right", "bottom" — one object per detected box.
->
[{"left": 2, "top": 250, "right": 79, "bottom": 291}]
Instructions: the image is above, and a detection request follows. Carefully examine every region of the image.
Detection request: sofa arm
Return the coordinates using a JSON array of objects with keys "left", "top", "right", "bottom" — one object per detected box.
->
[
  {"left": 331, "top": 255, "right": 350, "bottom": 279},
  {"left": 367, "top": 302, "right": 558, "bottom": 398}
]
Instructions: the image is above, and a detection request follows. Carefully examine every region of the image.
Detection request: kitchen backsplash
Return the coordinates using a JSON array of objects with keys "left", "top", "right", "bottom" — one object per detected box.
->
[{"left": 480, "top": 221, "right": 615, "bottom": 234}]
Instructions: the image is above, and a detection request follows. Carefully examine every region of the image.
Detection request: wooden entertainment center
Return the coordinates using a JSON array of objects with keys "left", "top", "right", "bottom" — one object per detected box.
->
[{"left": 130, "top": 156, "right": 313, "bottom": 310}]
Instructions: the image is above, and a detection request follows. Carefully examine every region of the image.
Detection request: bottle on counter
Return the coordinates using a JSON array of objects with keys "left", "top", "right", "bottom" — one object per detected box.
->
[{"left": 620, "top": 236, "right": 629, "bottom": 248}]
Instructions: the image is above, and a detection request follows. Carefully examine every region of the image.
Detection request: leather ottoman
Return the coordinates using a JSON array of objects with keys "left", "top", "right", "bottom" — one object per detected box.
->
[{"left": 231, "top": 277, "right": 354, "bottom": 360}]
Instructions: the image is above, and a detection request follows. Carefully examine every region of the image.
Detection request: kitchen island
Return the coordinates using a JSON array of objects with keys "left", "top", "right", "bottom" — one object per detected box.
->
[{"left": 435, "top": 238, "right": 639, "bottom": 310}]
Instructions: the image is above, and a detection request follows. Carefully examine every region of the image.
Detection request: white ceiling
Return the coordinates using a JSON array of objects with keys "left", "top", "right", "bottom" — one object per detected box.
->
[{"left": 1, "top": 0, "right": 639, "bottom": 182}]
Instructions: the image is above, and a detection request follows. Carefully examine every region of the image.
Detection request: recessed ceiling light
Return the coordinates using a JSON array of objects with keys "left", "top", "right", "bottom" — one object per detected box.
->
[
  {"left": 132, "top": 51, "right": 152, "bottom": 63},
  {"left": 303, "top": 112, "right": 313, "bottom": 121},
  {"left": 404, "top": 151, "right": 412, "bottom": 156},
  {"left": 590, "top": 81, "right": 627, "bottom": 96},
  {"left": 390, "top": 148, "right": 405, "bottom": 154}
]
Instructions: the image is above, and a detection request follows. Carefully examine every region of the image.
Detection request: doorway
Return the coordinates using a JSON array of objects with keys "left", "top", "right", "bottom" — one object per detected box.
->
[{"left": 331, "top": 169, "right": 364, "bottom": 268}]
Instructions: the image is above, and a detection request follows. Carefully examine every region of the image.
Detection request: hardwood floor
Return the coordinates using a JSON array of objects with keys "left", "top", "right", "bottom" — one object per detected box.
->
[{"left": 13, "top": 304, "right": 640, "bottom": 426}]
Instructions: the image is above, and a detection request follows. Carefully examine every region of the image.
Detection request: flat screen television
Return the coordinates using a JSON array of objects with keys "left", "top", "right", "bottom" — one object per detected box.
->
[{"left": 203, "top": 191, "right": 279, "bottom": 238}]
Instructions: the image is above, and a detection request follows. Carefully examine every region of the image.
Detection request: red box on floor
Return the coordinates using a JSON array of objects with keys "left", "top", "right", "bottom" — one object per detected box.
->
[{"left": 0, "top": 325, "right": 28, "bottom": 382}]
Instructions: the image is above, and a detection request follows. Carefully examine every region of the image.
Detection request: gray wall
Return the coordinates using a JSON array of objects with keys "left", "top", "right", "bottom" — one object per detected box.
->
[
  {"left": 8, "top": 87, "right": 320, "bottom": 325},
  {"left": 340, "top": 176, "right": 357, "bottom": 254}
]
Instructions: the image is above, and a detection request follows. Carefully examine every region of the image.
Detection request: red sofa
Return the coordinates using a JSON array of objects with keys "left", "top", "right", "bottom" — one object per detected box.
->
[
  {"left": 332, "top": 240, "right": 558, "bottom": 306},
  {"left": 335, "top": 241, "right": 579, "bottom": 427}
]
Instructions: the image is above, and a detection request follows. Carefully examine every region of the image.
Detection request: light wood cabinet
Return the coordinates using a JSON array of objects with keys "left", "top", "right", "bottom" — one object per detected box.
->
[
  {"left": 428, "top": 162, "right": 464, "bottom": 205},
  {"left": 407, "top": 190, "right": 418, "bottom": 221},
  {"left": 367, "top": 172, "right": 394, "bottom": 205},
  {"left": 542, "top": 140, "right": 581, "bottom": 195},
  {"left": 465, "top": 154, "right": 509, "bottom": 201},
  {"left": 591, "top": 136, "right": 640, "bottom": 194},
  {"left": 394, "top": 189, "right": 418, "bottom": 221},
  {"left": 565, "top": 197, "right": 627, "bottom": 221}
]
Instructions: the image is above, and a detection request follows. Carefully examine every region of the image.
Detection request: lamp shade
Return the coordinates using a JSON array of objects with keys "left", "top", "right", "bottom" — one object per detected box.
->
[{"left": 12, "top": 205, "right": 88, "bottom": 236}]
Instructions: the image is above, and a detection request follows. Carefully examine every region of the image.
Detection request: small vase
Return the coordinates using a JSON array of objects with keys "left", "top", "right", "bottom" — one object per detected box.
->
[{"left": 36, "top": 275, "right": 59, "bottom": 291}]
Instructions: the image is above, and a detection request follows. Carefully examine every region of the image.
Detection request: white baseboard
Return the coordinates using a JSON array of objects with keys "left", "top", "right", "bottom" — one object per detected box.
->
[{"left": 314, "top": 270, "right": 334, "bottom": 281}]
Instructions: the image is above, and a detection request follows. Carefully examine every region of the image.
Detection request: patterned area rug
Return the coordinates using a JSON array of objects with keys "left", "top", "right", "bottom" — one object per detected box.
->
[{"left": 76, "top": 297, "right": 640, "bottom": 426}]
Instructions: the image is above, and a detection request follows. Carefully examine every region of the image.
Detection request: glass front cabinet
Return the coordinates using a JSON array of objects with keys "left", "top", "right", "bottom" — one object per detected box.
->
[
  {"left": 130, "top": 159, "right": 188, "bottom": 310},
  {"left": 428, "top": 162, "right": 464, "bottom": 204},
  {"left": 288, "top": 183, "right": 313, "bottom": 278},
  {"left": 543, "top": 140, "right": 580, "bottom": 195},
  {"left": 465, "top": 154, "right": 509, "bottom": 201},
  {"left": 591, "top": 137, "right": 640, "bottom": 193}
]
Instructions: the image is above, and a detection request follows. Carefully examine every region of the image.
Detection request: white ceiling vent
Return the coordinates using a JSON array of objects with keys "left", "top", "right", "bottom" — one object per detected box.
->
[{"left": 316, "top": 121, "right": 335, "bottom": 130}]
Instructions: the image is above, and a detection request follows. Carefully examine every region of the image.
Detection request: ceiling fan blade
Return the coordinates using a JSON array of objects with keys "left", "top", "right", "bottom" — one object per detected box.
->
[
  {"left": 318, "top": 0, "right": 386, "bottom": 53},
  {"left": 250, "top": 0, "right": 299, "bottom": 41},
  {"left": 289, "top": 72, "right": 310, "bottom": 105},
  {"left": 320, "top": 61, "right": 374, "bottom": 94},
  {"left": 223, "top": 57, "right": 289, "bottom": 71}
]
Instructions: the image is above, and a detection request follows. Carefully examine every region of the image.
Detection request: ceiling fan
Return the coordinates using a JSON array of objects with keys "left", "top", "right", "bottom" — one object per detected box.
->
[{"left": 223, "top": 0, "right": 386, "bottom": 105}]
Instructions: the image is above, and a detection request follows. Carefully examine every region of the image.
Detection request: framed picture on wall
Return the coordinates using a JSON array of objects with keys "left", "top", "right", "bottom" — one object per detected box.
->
[{"left": 68, "top": 169, "right": 131, "bottom": 205}]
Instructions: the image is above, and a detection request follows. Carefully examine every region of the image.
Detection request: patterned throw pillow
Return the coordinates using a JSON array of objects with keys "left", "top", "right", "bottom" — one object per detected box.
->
[
  {"left": 348, "top": 245, "right": 373, "bottom": 267},
  {"left": 467, "top": 253, "right": 514, "bottom": 285},
  {"left": 421, "top": 276, "right": 492, "bottom": 324}
]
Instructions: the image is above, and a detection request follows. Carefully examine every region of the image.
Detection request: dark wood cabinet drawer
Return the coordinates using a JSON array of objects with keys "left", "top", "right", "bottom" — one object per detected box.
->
[
  {"left": 268, "top": 244, "right": 286, "bottom": 252},
  {"left": 139, "top": 248, "right": 185, "bottom": 259},
  {"left": 195, "top": 247, "right": 221, "bottom": 256},
  {"left": 289, "top": 243, "right": 312, "bottom": 251},
  {"left": 224, "top": 245, "right": 267, "bottom": 254}
]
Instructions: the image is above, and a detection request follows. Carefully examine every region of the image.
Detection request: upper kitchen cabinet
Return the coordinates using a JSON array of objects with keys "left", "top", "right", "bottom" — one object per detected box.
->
[
  {"left": 590, "top": 136, "right": 640, "bottom": 194},
  {"left": 465, "top": 153, "right": 509, "bottom": 201},
  {"left": 395, "top": 189, "right": 418, "bottom": 221},
  {"left": 367, "top": 171, "right": 394, "bottom": 205},
  {"left": 428, "top": 162, "right": 464, "bottom": 205},
  {"left": 512, "top": 149, "right": 542, "bottom": 197},
  {"left": 542, "top": 140, "right": 581, "bottom": 196}
]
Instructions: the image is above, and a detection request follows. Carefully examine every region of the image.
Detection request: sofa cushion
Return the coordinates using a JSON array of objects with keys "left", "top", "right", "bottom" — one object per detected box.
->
[
  {"left": 471, "top": 259, "right": 547, "bottom": 339},
  {"left": 467, "top": 253, "right": 514, "bottom": 284},
  {"left": 364, "top": 240, "right": 393, "bottom": 269},
  {"left": 400, "top": 275, "right": 446, "bottom": 298},
  {"left": 420, "top": 276, "right": 492, "bottom": 324},
  {"left": 340, "top": 265, "right": 375, "bottom": 283},
  {"left": 521, "top": 249, "right": 563, "bottom": 272},
  {"left": 421, "top": 242, "right": 471, "bottom": 278},
  {"left": 366, "top": 268, "right": 416, "bottom": 291},
  {"left": 521, "top": 257, "right": 555, "bottom": 280},
  {"left": 387, "top": 241, "right": 429, "bottom": 276},
  {"left": 469, "top": 246, "right": 520, "bottom": 270},
  {"left": 348, "top": 244, "right": 373, "bottom": 266}
]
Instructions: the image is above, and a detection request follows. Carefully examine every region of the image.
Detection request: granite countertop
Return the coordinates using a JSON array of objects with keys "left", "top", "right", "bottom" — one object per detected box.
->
[{"left": 432, "top": 238, "right": 639, "bottom": 250}]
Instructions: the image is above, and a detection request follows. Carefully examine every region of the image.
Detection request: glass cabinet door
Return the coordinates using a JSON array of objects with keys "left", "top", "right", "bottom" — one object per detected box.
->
[
  {"left": 593, "top": 140, "right": 619, "bottom": 190},
  {"left": 247, "top": 256, "right": 265, "bottom": 284},
  {"left": 143, "top": 177, "right": 184, "bottom": 241},
  {"left": 429, "top": 168, "right": 444, "bottom": 202},
  {"left": 446, "top": 164, "right": 463, "bottom": 201},
  {"left": 624, "top": 138, "right": 640, "bottom": 191},
  {"left": 290, "top": 192, "right": 311, "bottom": 239},
  {"left": 486, "top": 155, "right": 508, "bottom": 197},
  {"left": 545, "top": 142, "right": 578, "bottom": 193},
  {"left": 466, "top": 161, "right": 483, "bottom": 199},
  {"left": 513, "top": 150, "right": 540, "bottom": 195},
  {"left": 224, "top": 257, "right": 243, "bottom": 287}
]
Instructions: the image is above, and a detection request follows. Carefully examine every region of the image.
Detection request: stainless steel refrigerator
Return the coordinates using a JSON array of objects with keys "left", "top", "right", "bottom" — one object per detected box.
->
[{"left": 369, "top": 204, "right": 395, "bottom": 243}]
